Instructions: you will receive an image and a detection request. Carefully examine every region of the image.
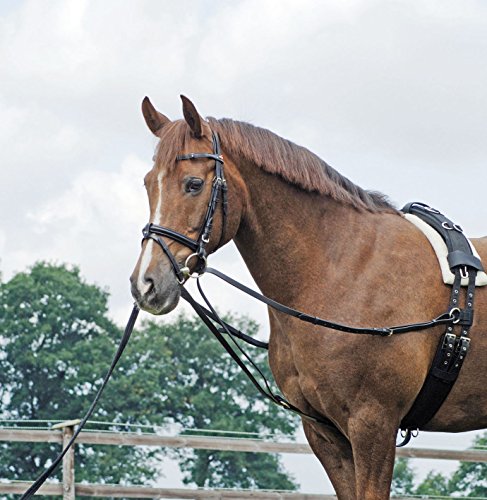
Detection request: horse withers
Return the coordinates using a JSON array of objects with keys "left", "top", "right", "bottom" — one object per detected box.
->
[{"left": 130, "top": 96, "right": 487, "bottom": 499}]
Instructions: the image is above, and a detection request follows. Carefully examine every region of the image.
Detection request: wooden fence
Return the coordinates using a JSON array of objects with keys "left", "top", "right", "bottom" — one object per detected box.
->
[{"left": 1, "top": 424, "right": 486, "bottom": 499}]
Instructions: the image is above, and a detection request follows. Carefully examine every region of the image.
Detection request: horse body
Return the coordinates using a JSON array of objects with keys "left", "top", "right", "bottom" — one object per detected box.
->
[
  {"left": 130, "top": 96, "right": 487, "bottom": 499},
  {"left": 229, "top": 151, "right": 487, "bottom": 496}
]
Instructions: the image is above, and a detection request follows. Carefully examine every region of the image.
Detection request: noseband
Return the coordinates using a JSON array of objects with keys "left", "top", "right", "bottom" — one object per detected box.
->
[{"left": 141, "top": 131, "right": 227, "bottom": 283}]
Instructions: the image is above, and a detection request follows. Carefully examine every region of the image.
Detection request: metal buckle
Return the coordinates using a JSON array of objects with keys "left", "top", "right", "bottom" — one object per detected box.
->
[
  {"left": 423, "top": 205, "right": 441, "bottom": 214},
  {"left": 460, "top": 266, "right": 469, "bottom": 279}
]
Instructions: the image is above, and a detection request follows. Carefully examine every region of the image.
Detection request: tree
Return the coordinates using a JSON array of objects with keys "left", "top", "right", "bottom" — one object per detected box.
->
[
  {"left": 0, "top": 262, "right": 156, "bottom": 496},
  {"left": 448, "top": 433, "right": 487, "bottom": 497},
  {"left": 391, "top": 433, "right": 487, "bottom": 498},
  {"left": 391, "top": 458, "right": 415, "bottom": 495},
  {"left": 415, "top": 470, "right": 450, "bottom": 496},
  {"left": 0, "top": 262, "right": 298, "bottom": 493},
  {"left": 117, "top": 314, "right": 299, "bottom": 489}
]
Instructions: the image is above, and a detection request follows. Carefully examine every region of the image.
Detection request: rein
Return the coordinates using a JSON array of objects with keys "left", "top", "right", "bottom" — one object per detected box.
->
[{"left": 20, "top": 306, "right": 140, "bottom": 499}]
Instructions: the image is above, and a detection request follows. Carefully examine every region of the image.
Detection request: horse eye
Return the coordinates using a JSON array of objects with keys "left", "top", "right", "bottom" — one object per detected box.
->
[{"left": 185, "top": 177, "right": 204, "bottom": 194}]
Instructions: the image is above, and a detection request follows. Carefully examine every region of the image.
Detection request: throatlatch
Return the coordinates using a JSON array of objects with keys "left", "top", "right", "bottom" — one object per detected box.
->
[{"left": 399, "top": 202, "right": 483, "bottom": 444}]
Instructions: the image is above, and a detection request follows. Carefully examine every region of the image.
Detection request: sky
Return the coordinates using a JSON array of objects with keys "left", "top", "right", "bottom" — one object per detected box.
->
[{"left": 1, "top": 0, "right": 486, "bottom": 494}]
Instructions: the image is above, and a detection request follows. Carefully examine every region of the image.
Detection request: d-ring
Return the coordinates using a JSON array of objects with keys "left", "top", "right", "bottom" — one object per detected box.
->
[
  {"left": 449, "top": 307, "right": 461, "bottom": 324},
  {"left": 181, "top": 253, "right": 207, "bottom": 279}
]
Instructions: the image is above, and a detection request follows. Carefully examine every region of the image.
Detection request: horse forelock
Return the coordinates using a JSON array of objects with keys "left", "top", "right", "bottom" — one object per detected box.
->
[
  {"left": 154, "top": 121, "right": 191, "bottom": 172},
  {"left": 207, "top": 117, "right": 397, "bottom": 213}
]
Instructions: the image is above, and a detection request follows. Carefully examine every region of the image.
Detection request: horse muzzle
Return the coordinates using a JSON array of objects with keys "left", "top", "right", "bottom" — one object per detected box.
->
[{"left": 130, "top": 261, "right": 181, "bottom": 315}]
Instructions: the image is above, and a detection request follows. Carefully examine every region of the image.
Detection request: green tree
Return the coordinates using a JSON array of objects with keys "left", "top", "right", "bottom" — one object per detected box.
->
[
  {"left": 119, "top": 315, "right": 299, "bottom": 489},
  {"left": 0, "top": 262, "right": 156, "bottom": 494},
  {"left": 391, "top": 433, "right": 487, "bottom": 498},
  {"left": 415, "top": 470, "right": 450, "bottom": 496},
  {"left": 391, "top": 458, "right": 415, "bottom": 495},
  {"left": 0, "top": 262, "right": 298, "bottom": 493},
  {"left": 448, "top": 433, "right": 487, "bottom": 497}
]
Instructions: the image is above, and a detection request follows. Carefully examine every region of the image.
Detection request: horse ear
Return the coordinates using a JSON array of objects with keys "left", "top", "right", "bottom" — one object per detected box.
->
[
  {"left": 142, "top": 97, "right": 171, "bottom": 136},
  {"left": 181, "top": 95, "right": 203, "bottom": 138}
]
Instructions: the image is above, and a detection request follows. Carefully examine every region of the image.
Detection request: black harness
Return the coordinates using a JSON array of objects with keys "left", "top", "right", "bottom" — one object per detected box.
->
[{"left": 399, "top": 202, "right": 483, "bottom": 438}]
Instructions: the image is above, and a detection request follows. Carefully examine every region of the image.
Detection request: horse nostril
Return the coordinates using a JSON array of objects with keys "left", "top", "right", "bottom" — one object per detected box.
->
[
  {"left": 130, "top": 273, "right": 155, "bottom": 301},
  {"left": 143, "top": 277, "right": 155, "bottom": 295}
]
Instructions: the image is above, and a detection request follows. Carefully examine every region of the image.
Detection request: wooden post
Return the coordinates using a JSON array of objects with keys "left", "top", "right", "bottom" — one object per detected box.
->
[{"left": 52, "top": 419, "right": 80, "bottom": 500}]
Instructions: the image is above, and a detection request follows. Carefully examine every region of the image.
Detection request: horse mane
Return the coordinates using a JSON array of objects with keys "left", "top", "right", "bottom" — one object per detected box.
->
[
  {"left": 208, "top": 118, "right": 396, "bottom": 213},
  {"left": 157, "top": 117, "right": 396, "bottom": 213}
]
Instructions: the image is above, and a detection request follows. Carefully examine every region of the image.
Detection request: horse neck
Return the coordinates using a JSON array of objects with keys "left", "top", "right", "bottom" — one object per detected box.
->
[{"left": 232, "top": 159, "right": 383, "bottom": 306}]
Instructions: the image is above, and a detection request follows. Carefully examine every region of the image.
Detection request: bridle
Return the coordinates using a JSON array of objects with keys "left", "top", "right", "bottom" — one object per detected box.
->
[
  {"left": 141, "top": 131, "right": 227, "bottom": 284},
  {"left": 140, "top": 130, "right": 461, "bottom": 338}
]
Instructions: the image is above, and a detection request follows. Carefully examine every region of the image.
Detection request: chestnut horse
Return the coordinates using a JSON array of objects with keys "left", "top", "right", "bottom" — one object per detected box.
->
[{"left": 130, "top": 96, "right": 487, "bottom": 499}]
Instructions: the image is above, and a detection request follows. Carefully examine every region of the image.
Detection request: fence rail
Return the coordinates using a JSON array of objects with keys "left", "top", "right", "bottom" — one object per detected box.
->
[
  {"left": 1, "top": 428, "right": 486, "bottom": 462},
  {"left": 1, "top": 425, "right": 486, "bottom": 498}
]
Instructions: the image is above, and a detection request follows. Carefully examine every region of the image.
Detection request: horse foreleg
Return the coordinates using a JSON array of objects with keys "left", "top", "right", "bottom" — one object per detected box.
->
[
  {"left": 348, "top": 408, "right": 397, "bottom": 500},
  {"left": 303, "top": 420, "right": 356, "bottom": 500}
]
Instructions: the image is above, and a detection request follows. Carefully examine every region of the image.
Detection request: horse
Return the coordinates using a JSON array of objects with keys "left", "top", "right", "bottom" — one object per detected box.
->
[{"left": 130, "top": 95, "right": 487, "bottom": 499}]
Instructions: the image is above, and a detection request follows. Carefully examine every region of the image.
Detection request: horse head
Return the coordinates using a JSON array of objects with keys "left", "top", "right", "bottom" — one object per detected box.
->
[{"left": 130, "top": 96, "right": 243, "bottom": 314}]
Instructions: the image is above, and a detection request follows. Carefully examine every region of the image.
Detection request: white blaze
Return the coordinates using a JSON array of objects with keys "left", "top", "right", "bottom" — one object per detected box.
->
[{"left": 137, "top": 171, "right": 164, "bottom": 295}]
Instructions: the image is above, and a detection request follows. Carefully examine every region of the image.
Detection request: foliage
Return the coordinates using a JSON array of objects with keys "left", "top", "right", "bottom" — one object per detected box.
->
[
  {"left": 119, "top": 314, "right": 299, "bottom": 489},
  {"left": 448, "top": 433, "right": 487, "bottom": 497},
  {"left": 392, "top": 432, "right": 487, "bottom": 498},
  {"left": 0, "top": 262, "right": 156, "bottom": 498},
  {"left": 391, "top": 458, "right": 415, "bottom": 495},
  {"left": 415, "top": 470, "right": 450, "bottom": 496},
  {"left": 0, "top": 262, "right": 298, "bottom": 494}
]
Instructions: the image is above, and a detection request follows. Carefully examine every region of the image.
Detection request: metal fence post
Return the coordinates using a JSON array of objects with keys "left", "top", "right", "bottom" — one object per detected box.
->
[{"left": 52, "top": 419, "right": 80, "bottom": 500}]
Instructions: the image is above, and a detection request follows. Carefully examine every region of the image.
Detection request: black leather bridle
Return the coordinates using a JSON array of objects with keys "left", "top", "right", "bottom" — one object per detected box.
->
[{"left": 141, "top": 131, "right": 227, "bottom": 284}]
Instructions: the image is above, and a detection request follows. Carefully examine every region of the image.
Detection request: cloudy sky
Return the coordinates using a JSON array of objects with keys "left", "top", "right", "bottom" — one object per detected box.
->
[{"left": 1, "top": 0, "right": 486, "bottom": 493}]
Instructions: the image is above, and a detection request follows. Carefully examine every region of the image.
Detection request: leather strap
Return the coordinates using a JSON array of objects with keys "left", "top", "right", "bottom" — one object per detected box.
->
[
  {"left": 205, "top": 267, "right": 457, "bottom": 336},
  {"left": 181, "top": 286, "right": 334, "bottom": 427},
  {"left": 176, "top": 153, "right": 224, "bottom": 163},
  {"left": 143, "top": 224, "right": 198, "bottom": 252},
  {"left": 20, "top": 306, "right": 140, "bottom": 499},
  {"left": 145, "top": 234, "right": 186, "bottom": 283}
]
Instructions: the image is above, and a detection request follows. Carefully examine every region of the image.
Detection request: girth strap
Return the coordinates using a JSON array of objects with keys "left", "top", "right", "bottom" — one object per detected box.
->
[{"left": 400, "top": 203, "right": 478, "bottom": 433}]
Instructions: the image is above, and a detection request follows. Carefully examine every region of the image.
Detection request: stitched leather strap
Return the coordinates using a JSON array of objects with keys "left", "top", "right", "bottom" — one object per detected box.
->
[
  {"left": 143, "top": 224, "right": 199, "bottom": 252},
  {"left": 205, "top": 267, "right": 456, "bottom": 336},
  {"left": 21, "top": 306, "right": 140, "bottom": 499},
  {"left": 181, "top": 286, "right": 333, "bottom": 426}
]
